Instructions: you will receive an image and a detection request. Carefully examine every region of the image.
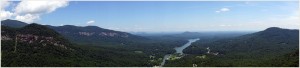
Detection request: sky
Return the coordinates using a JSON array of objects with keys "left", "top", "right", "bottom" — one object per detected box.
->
[{"left": 1, "top": 0, "right": 299, "bottom": 32}]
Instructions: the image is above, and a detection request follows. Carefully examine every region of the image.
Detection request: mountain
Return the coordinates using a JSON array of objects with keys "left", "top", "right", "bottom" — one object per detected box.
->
[
  {"left": 1, "top": 20, "right": 147, "bottom": 46},
  {"left": 46, "top": 25, "right": 147, "bottom": 45},
  {"left": 1, "top": 24, "right": 150, "bottom": 67},
  {"left": 1, "top": 19, "right": 28, "bottom": 28},
  {"left": 46, "top": 25, "right": 184, "bottom": 61},
  {"left": 162, "top": 31, "right": 250, "bottom": 40},
  {"left": 177, "top": 27, "right": 299, "bottom": 66},
  {"left": 1, "top": 24, "right": 76, "bottom": 66},
  {"left": 1, "top": 20, "right": 181, "bottom": 67},
  {"left": 185, "top": 27, "right": 299, "bottom": 54}
]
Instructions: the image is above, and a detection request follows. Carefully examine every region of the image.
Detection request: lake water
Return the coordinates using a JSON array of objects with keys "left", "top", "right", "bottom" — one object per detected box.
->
[
  {"left": 174, "top": 38, "right": 200, "bottom": 55},
  {"left": 159, "top": 38, "right": 200, "bottom": 67}
]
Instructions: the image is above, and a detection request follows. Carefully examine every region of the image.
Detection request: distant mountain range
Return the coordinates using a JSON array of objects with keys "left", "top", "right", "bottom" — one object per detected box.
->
[
  {"left": 1, "top": 19, "right": 147, "bottom": 46},
  {"left": 161, "top": 31, "right": 251, "bottom": 40}
]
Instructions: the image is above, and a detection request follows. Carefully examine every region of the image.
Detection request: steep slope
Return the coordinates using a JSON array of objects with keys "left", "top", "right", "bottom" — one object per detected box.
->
[{"left": 1, "top": 24, "right": 76, "bottom": 66}]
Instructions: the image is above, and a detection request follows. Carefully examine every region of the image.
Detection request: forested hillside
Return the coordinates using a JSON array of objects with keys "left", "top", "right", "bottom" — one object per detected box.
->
[
  {"left": 1, "top": 20, "right": 189, "bottom": 67},
  {"left": 1, "top": 24, "right": 150, "bottom": 66},
  {"left": 166, "top": 27, "right": 299, "bottom": 67}
]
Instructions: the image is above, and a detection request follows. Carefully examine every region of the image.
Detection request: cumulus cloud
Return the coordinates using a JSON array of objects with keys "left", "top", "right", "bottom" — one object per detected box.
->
[
  {"left": 15, "top": 14, "right": 40, "bottom": 23},
  {"left": 0, "top": 11, "right": 13, "bottom": 20},
  {"left": 0, "top": 0, "right": 10, "bottom": 10},
  {"left": 0, "top": 0, "right": 13, "bottom": 20},
  {"left": 0, "top": 0, "right": 69, "bottom": 23},
  {"left": 216, "top": 8, "right": 230, "bottom": 13},
  {"left": 220, "top": 8, "right": 230, "bottom": 11},
  {"left": 14, "top": 0, "right": 69, "bottom": 23},
  {"left": 14, "top": 0, "right": 69, "bottom": 15},
  {"left": 86, "top": 20, "right": 95, "bottom": 25}
]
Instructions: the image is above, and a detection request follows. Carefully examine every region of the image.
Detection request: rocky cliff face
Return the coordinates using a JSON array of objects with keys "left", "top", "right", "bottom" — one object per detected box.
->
[{"left": 1, "top": 24, "right": 74, "bottom": 51}]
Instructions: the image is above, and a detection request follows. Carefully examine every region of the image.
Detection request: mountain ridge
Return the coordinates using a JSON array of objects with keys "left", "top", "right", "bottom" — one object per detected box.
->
[
  {"left": 1, "top": 22, "right": 150, "bottom": 67},
  {"left": 1, "top": 19, "right": 28, "bottom": 28},
  {"left": 1, "top": 19, "right": 147, "bottom": 45},
  {"left": 179, "top": 27, "right": 299, "bottom": 66}
]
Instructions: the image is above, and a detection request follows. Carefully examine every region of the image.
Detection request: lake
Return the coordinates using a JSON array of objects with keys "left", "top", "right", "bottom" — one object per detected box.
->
[
  {"left": 160, "top": 38, "right": 200, "bottom": 67},
  {"left": 174, "top": 38, "right": 200, "bottom": 55}
]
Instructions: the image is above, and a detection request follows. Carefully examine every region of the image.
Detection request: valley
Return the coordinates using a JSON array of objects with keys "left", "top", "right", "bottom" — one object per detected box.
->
[
  {"left": 1, "top": 19, "right": 299, "bottom": 67},
  {"left": 159, "top": 38, "right": 199, "bottom": 67},
  {"left": 1, "top": 1, "right": 299, "bottom": 67}
]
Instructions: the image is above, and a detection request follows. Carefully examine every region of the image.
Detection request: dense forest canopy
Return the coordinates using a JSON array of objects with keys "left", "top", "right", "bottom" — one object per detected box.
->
[{"left": 1, "top": 20, "right": 299, "bottom": 67}]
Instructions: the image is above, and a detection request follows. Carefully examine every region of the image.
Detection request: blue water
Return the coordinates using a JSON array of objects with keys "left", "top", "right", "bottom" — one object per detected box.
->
[
  {"left": 174, "top": 38, "right": 200, "bottom": 55},
  {"left": 160, "top": 38, "right": 200, "bottom": 67}
]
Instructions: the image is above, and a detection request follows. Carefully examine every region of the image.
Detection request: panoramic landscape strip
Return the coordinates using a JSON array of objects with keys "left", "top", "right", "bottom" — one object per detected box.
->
[{"left": 1, "top": 0, "right": 299, "bottom": 67}]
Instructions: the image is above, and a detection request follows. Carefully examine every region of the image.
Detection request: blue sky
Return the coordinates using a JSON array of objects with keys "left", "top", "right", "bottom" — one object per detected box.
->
[{"left": 1, "top": 1, "right": 299, "bottom": 32}]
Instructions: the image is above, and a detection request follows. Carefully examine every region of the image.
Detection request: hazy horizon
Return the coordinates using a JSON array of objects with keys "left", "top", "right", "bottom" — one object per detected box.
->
[{"left": 1, "top": 1, "right": 299, "bottom": 32}]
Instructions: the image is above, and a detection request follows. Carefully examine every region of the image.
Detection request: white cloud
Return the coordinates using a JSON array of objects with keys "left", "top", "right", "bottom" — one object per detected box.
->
[
  {"left": 0, "top": 0, "right": 69, "bottom": 23},
  {"left": 86, "top": 20, "right": 95, "bottom": 25},
  {"left": 14, "top": 0, "right": 69, "bottom": 15},
  {"left": 220, "top": 8, "right": 230, "bottom": 12},
  {"left": 0, "top": 0, "right": 13, "bottom": 20},
  {"left": 286, "top": 11, "right": 299, "bottom": 21},
  {"left": 0, "top": 11, "right": 13, "bottom": 20},
  {"left": 15, "top": 14, "right": 40, "bottom": 23},
  {"left": 216, "top": 8, "right": 230, "bottom": 13},
  {"left": 0, "top": 0, "right": 10, "bottom": 10}
]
